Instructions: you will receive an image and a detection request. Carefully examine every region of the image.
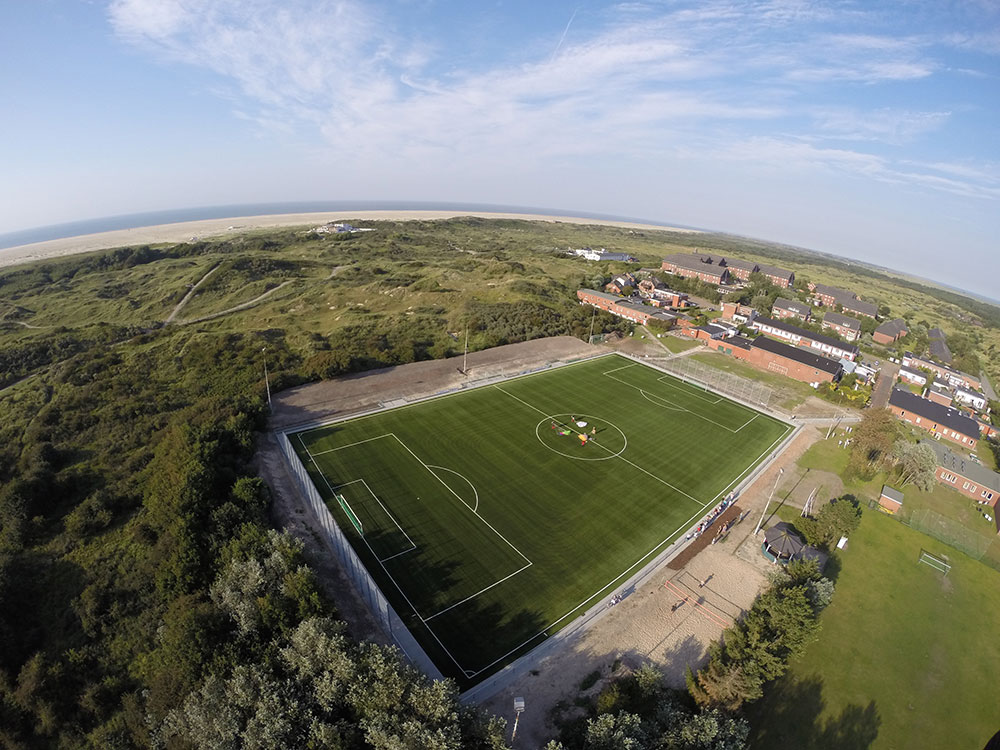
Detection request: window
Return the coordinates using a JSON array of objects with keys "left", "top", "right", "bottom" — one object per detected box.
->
[
  {"left": 970, "top": 485, "right": 977, "bottom": 493},
  {"left": 963, "top": 482, "right": 970, "bottom": 490},
  {"left": 983, "top": 491, "right": 994, "bottom": 501}
]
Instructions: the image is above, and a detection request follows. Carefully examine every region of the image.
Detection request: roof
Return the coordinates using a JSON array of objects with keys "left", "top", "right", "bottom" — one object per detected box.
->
[
  {"left": 579, "top": 288, "right": 622, "bottom": 303},
  {"left": 727, "top": 335, "right": 754, "bottom": 350},
  {"left": 823, "top": 311, "right": 861, "bottom": 331},
  {"left": 888, "top": 388, "right": 981, "bottom": 440},
  {"left": 758, "top": 263, "right": 794, "bottom": 282},
  {"left": 898, "top": 366, "right": 927, "bottom": 380},
  {"left": 751, "top": 335, "right": 844, "bottom": 375},
  {"left": 813, "top": 284, "right": 855, "bottom": 302},
  {"left": 923, "top": 440, "right": 1000, "bottom": 494},
  {"left": 929, "top": 339, "right": 953, "bottom": 363},
  {"left": 773, "top": 297, "right": 811, "bottom": 315},
  {"left": 875, "top": 318, "right": 909, "bottom": 337},
  {"left": 841, "top": 298, "right": 878, "bottom": 317},
  {"left": 928, "top": 327, "right": 947, "bottom": 340},
  {"left": 754, "top": 316, "right": 860, "bottom": 354},
  {"left": 662, "top": 253, "right": 723, "bottom": 274},
  {"left": 722, "top": 257, "right": 758, "bottom": 272},
  {"left": 880, "top": 485, "right": 904, "bottom": 503},
  {"left": 764, "top": 522, "right": 805, "bottom": 556}
]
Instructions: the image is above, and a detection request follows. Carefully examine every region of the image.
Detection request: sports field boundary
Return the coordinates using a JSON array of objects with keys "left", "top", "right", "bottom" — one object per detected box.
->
[{"left": 275, "top": 351, "right": 802, "bottom": 698}]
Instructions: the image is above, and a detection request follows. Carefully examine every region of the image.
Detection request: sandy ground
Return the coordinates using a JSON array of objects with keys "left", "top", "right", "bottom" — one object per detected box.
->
[{"left": 0, "top": 210, "right": 700, "bottom": 269}]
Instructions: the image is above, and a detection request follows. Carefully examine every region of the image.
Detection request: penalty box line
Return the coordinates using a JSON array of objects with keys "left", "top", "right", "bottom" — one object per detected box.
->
[
  {"left": 602, "top": 365, "right": 756, "bottom": 434},
  {"left": 331, "top": 478, "right": 417, "bottom": 563},
  {"left": 493, "top": 385, "right": 706, "bottom": 509},
  {"left": 297, "top": 434, "right": 496, "bottom": 677}
]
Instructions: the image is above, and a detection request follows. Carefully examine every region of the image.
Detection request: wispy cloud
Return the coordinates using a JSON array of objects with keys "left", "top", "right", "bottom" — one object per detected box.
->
[{"left": 106, "top": 0, "right": 997, "bottom": 203}]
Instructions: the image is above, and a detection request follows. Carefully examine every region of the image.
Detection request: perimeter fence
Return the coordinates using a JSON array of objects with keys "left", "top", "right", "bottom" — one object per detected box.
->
[
  {"left": 648, "top": 354, "right": 774, "bottom": 411},
  {"left": 275, "top": 431, "right": 443, "bottom": 680}
]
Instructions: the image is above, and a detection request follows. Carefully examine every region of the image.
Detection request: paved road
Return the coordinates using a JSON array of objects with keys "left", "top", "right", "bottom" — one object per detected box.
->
[{"left": 870, "top": 360, "right": 899, "bottom": 409}]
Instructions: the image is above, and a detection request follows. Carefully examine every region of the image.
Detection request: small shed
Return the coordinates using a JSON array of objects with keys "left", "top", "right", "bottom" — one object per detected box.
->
[{"left": 879, "top": 485, "right": 904, "bottom": 515}]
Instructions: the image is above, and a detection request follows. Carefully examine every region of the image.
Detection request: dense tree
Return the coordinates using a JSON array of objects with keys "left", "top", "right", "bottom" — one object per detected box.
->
[
  {"left": 891, "top": 441, "right": 938, "bottom": 491},
  {"left": 846, "top": 409, "right": 900, "bottom": 479},
  {"left": 797, "top": 498, "right": 862, "bottom": 548}
]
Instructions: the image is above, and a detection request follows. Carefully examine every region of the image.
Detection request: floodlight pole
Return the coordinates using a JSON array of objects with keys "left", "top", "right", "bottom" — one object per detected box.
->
[
  {"left": 463, "top": 327, "right": 469, "bottom": 375},
  {"left": 754, "top": 467, "right": 783, "bottom": 536},
  {"left": 262, "top": 347, "right": 272, "bottom": 412},
  {"left": 512, "top": 697, "right": 525, "bottom": 742},
  {"left": 589, "top": 304, "right": 597, "bottom": 342}
]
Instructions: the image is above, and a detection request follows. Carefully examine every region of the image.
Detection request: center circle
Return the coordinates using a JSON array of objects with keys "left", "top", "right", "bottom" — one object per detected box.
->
[{"left": 535, "top": 414, "right": 628, "bottom": 461}]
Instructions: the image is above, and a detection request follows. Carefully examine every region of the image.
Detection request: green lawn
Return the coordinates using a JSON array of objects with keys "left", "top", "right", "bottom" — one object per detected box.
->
[
  {"left": 656, "top": 334, "right": 699, "bottom": 353},
  {"left": 748, "top": 508, "right": 1000, "bottom": 750},
  {"left": 292, "top": 354, "right": 791, "bottom": 684}
]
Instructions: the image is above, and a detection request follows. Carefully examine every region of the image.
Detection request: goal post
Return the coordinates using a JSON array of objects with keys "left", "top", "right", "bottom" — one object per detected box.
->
[
  {"left": 918, "top": 549, "right": 950, "bottom": 575},
  {"left": 337, "top": 493, "right": 364, "bottom": 535}
]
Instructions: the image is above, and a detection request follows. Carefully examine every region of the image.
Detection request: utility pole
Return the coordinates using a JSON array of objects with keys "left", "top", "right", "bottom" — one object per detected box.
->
[
  {"left": 462, "top": 327, "right": 469, "bottom": 375},
  {"left": 754, "top": 468, "right": 783, "bottom": 536},
  {"left": 262, "top": 347, "right": 272, "bottom": 412},
  {"left": 511, "top": 697, "right": 525, "bottom": 742},
  {"left": 588, "top": 305, "right": 597, "bottom": 342}
]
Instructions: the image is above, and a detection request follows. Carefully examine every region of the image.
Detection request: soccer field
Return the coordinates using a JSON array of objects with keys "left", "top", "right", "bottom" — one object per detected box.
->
[{"left": 291, "top": 354, "right": 792, "bottom": 684}]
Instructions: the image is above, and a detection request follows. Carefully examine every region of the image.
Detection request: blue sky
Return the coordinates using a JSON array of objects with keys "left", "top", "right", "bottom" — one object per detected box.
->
[{"left": 1, "top": 1, "right": 998, "bottom": 296}]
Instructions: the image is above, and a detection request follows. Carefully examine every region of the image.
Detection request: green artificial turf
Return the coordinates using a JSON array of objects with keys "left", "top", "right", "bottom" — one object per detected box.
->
[
  {"left": 292, "top": 354, "right": 791, "bottom": 683},
  {"left": 747, "top": 508, "right": 1000, "bottom": 750}
]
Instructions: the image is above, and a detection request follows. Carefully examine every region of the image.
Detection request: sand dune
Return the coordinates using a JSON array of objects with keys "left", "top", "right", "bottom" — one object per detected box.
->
[{"left": 0, "top": 210, "right": 700, "bottom": 269}]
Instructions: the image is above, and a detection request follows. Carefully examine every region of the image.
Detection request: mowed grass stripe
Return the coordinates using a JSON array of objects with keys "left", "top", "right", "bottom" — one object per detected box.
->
[{"left": 293, "top": 354, "right": 791, "bottom": 681}]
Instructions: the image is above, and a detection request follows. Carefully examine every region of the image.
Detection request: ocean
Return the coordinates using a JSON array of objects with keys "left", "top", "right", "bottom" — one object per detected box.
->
[{"left": 0, "top": 201, "right": 698, "bottom": 250}]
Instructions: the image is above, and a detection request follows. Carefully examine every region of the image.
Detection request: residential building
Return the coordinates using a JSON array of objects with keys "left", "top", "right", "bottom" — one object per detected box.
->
[
  {"left": 605, "top": 273, "right": 637, "bottom": 294},
  {"left": 661, "top": 253, "right": 730, "bottom": 284},
  {"left": 841, "top": 298, "right": 878, "bottom": 319},
  {"left": 929, "top": 338, "right": 953, "bottom": 363},
  {"left": 757, "top": 263, "right": 795, "bottom": 288},
  {"left": 924, "top": 440, "right": 1000, "bottom": 511},
  {"left": 888, "top": 388, "right": 980, "bottom": 449},
  {"left": 772, "top": 297, "right": 812, "bottom": 321},
  {"left": 874, "top": 318, "right": 909, "bottom": 345},
  {"left": 898, "top": 366, "right": 928, "bottom": 386},
  {"left": 955, "top": 386, "right": 988, "bottom": 411},
  {"left": 577, "top": 289, "right": 677, "bottom": 327},
  {"left": 686, "top": 323, "right": 733, "bottom": 341},
  {"left": 721, "top": 301, "right": 756, "bottom": 323},
  {"left": 748, "top": 336, "right": 844, "bottom": 383},
  {"left": 821, "top": 311, "right": 861, "bottom": 342},
  {"left": 750, "top": 316, "right": 860, "bottom": 361},
  {"left": 810, "top": 284, "right": 856, "bottom": 307},
  {"left": 925, "top": 382, "right": 954, "bottom": 407},
  {"left": 720, "top": 257, "right": 759, "bottom": 281},
  {"left": 902, "top": 353, "right": 981, "bottom": 391}
]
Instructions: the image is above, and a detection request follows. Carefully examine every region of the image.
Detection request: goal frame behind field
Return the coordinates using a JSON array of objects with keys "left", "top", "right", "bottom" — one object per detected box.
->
[{"left": 918, "top": 549, "right": 951, "bottom": 575}]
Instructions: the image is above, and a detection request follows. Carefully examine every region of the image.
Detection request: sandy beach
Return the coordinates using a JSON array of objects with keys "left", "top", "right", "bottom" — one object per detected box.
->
[{"left": 0, "top": 210, "right": 700, "bottom": 269}]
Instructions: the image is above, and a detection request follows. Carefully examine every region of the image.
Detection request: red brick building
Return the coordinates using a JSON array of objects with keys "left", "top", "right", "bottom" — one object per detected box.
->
[
  {"left": 750, "top": 316, "right": 859, "bottom": 361},
  {"left": 577, "top": 289, "right": 677, "bottom": 327},
  {"left": 925, "top": 440, "right": 1000, "bottom": 513},
  {"left": 707, "top": 334, "right": 842, "bottom": 383},
  {"left": 821, "top": 311, "right": 861, "bottom": 342},
  {"left": 661, "top": 254, "right": 730, "bottom": 284},
  {"left": 757, "top": 264, "right": 795, "bottom": 289},
  {"left": 888, "top": 388, "right": 980, "bottom": 449},
  {"left": 874, "top": 318, "right": 909, "bottom": 345},
  {"left": 772, "top": 297, "right": 811, "bottom": 321}
]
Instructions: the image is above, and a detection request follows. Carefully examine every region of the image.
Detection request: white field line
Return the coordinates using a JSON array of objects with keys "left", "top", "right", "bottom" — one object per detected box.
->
[
  {"left": 293, "top": 352, "right": 618, "bottom": 440},
  {"left": 390, "top": 434, "right": 532, "bottom": 565},
  {"left": 310, "top": 433, "right": 394, "bottom": 456},
  {"left": 427, "top": 465, "right": 480, "bottom": 513},
  {"left": 639, "top": 389, "right": 686, "bottom": 411},
  {"left": 602, "top": 369, "right": 754, "bottom": 434},
  {"left": 424, "top": 561, "right": 533, "bottom": 622},
  {"left": 460, "top": 500, "right": 711, "bottom": 678},
  {"left": 298, "top": 434, "right": 472, "bottom": 674},
  {"left": 493, "top": 385, "right": 704, "bottom": 507},
  {"left": 705, "top": 424, "right": 794, "bottom": 507},
  {"left": 333, "top": 478, "right": 418, "bottom": 560},
  {"left": 655, "top": 373, "right": 723, "bottom": 405}
]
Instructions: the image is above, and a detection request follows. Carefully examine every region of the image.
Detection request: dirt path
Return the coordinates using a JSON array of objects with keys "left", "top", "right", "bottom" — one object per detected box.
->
[
  {"left": 176, "top": 279, "right": 294, "bottom": 325},
  {"left": 165, "top": 263, "right": 220, "bottom": 323}
]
